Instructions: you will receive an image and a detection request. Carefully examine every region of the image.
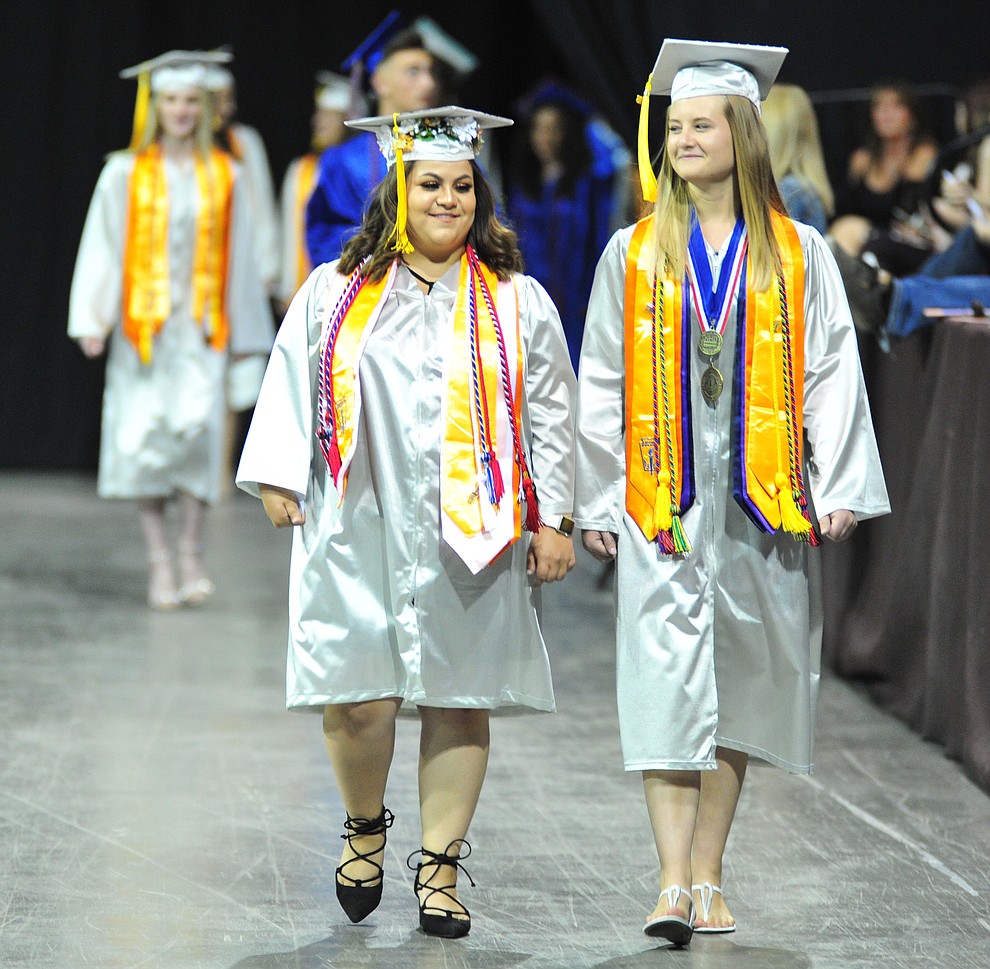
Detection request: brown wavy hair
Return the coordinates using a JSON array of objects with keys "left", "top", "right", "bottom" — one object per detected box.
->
[{"left": 338, "top": 159, "right": 524, "bottom": 281}]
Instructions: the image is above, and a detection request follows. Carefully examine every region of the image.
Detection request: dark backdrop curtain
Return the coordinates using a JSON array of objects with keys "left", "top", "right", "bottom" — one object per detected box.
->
[{"left": 2, "top": 0, "right": 986, "bottom": 470}]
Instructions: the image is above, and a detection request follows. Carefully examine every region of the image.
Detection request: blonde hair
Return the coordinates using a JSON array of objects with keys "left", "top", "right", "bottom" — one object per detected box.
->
[
  {"left": 652, "top": 94, "right": 786, "bottom": 292},
  {"left": 762, "top": 84, "right": 835, "bottom": 216},
  {"left": 134, "top": 87, "right": 217, "bottom": 156}
]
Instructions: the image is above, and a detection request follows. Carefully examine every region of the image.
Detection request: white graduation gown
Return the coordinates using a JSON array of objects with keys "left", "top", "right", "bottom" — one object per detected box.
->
[
  {"left": 237, "top": 261, "right": 576, "bottom": 714},
  {"left": 275, "top": 153, "right": 316, "bottom": 307},
  {"left": 232, "top": 123, "right": 280, "bottom": 293},
  {"left": 574, "top": 220, "right": 890, "bottom": 773},
  {"left": 68, "top": 150, "right": 275, "bottom": 504}
]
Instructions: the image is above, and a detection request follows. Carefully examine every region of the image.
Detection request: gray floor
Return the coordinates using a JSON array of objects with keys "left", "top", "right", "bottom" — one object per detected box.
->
[{"left": 2, "top": 471, "right": 989, "bottom": 969}]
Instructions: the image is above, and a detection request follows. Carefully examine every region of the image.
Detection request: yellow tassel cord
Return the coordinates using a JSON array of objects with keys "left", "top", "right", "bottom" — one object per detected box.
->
[
  {"left": 129, "top": 71, "right": 151, "bottom": 151},
  {"left": 652, "top": 270, "right": 691, "bottom": 554},
  {"left": 653, "top": 469, "right": 672, "bottom": 532},
  {"left": 769, "top": 311, "right": 812, "bottom": 539},
  {"left": 387, "top": 113, "right": 415, "bottom": 255},
  {"left": 636, "top": 75, "right": 658, "bottom": 204}
]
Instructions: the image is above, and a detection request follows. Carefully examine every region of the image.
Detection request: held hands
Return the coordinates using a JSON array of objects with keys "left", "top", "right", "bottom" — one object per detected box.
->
[
  {"left": 260, "top": 484, "right": 306, "bottom": 528},
  {"left": 818, "top": 509, "right": 857, "bottom": 542},
  {"left": 527, "top": 525, "right": 576, "bottom": 587},
  {"left": 582, "top": 529, "right": 618, "bottom": 563}
]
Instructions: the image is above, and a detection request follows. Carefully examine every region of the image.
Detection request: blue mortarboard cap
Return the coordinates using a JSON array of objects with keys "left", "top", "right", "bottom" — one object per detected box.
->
[
  {"left": 523, "top": 80, "right": 594, "bottom": 119},
  {"left": 341, "top": 9, "right": 406, "bottom": 75}
]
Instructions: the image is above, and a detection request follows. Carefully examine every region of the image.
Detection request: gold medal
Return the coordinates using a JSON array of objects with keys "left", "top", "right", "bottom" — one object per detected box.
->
[
  {"left": 699, "top": 330, "right": 723, "bottom": 356},
  {"left": 701, "top": 363, "right": 724, "bottom": 404}
]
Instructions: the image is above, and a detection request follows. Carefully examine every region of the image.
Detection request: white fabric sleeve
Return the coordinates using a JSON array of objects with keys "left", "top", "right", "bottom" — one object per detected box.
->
[
  {"left": 67, "top": 153, "right": 133, "bottom": 341},
  {"left": 573, "top": 227, "right": 632, "bottom": 533},
  {"left": 235, "top": 266, "right": 331, "bottom": 499},
  {"left": 800, "top": 225, "right": 891, "bottom": 521},
  {"left": 226, "top": 167, "right": 276, "bottom": 355},
  {"left": 234, "top": 123, "right": 280, "bottom": 291}
]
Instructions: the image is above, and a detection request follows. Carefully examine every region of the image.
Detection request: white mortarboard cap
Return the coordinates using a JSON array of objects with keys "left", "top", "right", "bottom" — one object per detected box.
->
[
  {"left": 346, "top": 106, "right": 512, "bottom": 255},
  {"left": 315, "top": 71, "right": 352, "bottom": 112},
  {"left": 346, "top": 105, "right": 511, "bottom": 168},
  {"left": 410, "top": 16, "right": 478, "bottom": 78},
  {"left": 205, "top": 64, "right": 236, "bottom": 92},
  {"left": 650, "top": 38, "right": 788, "bottom": 108},
  {"left": 120, "top": 49, "right": 232, "bottom": 93}
]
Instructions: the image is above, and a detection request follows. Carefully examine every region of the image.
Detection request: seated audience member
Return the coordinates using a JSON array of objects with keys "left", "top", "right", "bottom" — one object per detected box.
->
[
  {"left": 830, "top": 196, "right": 990, "bottom": 343},
  {"left": 762, "top": 83, "right": 834, "bottom": 234},
  {"left": 829, "top": 81, "right": 939, "bottom": 276}
]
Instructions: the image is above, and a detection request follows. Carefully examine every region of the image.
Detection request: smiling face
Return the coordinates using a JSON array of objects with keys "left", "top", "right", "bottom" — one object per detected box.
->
[
  {"left": 404, "top": 160, "right": 477, "bottom": 259},
  {"left": 156, "top": 86, "right": 204, "bottom": 141},
  {"left": 666, "top": 95, "right": 736, "bottom": 189}
]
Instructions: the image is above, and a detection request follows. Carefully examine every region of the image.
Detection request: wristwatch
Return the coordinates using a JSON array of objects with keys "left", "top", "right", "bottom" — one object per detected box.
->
[{"left": 548, "top": 514, "right": 575, "bottom": 536}]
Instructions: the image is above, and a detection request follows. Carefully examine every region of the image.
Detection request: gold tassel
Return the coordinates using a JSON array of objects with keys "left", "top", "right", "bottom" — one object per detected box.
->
[
  {"left": 387, "top": 113, "right": 415, "bottom": 254},
  {"left": 775, "top": 472, "right": 812, "bottom": 537},
  {"left": 636, "top": 74, "right": 657, "bottom": 204},
  {"left": 653, "top": 468, "right": 673, "bottom": 533},
  {"left": 129, "top": 71, "right": 151, "bottom": 151},
  {"left": 138, "top": 323, "right": 153, "bottom": 366}
]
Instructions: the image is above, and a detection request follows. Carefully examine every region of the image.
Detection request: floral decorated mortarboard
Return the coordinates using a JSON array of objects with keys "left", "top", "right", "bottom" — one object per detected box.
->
[
  {"left": 346, "top": 105, "right": 512, "bottom": 166},
  {"left": 346, "top": 106, "right": 513, "bottom": 253}
]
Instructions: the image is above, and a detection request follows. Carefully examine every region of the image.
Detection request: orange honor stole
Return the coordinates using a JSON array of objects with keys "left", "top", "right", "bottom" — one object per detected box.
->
[
  {"left": 623, "top": 211, "right": 817, "bottom": 553},
  {"left": 122, "top": 146, "right": 234, "bottom": 364},
  {"left": 316, "top": 248, "right": 537, "bottom": 574}
]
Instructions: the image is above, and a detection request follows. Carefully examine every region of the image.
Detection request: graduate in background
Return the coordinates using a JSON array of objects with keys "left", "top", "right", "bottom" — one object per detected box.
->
[
  {"left": 574, "top": 40, "right": 889, "bottom": 946},
  {"left": 208, "top": 58, "right": 281, "bottom": 295},
  {"left": 68, "top": 50, "right": 274, "bottom": 610},
  {"left": 304, "top": 10, "right": 478, "bottom": 267},
  {"left": 507, "top": 80, "right": 626, "bottom": 370},
  {"left": 276, "top": 71, "right": 355, "bottom": 316}
]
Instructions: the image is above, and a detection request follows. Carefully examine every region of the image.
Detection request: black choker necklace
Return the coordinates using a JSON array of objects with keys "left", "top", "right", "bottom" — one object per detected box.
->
[{"left": 402, "top": 262, "right": 437, "bottom": 292}]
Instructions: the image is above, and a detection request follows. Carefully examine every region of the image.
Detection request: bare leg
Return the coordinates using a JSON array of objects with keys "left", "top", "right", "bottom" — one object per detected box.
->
[
  {"left": 137, "top": 497, "right": 178, "bottom": 609},
  {"left": 416, "top": 706, "right": 490, "bottom": 920},
  {"left": 691, "top": 746, "right": 748, "bottom": 929},
  {"left": 177, "top": 490, "right": 214, "bottom": 603},
  {"left": 323, "top": 698, "right": 402, "bottom": 883},
  {"left": 643, "top": 770, "right": 700, "bottom": 924}
]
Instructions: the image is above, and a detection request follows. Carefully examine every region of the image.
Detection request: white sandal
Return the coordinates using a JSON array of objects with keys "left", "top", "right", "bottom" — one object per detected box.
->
[
  {"left": 692, "top": 882, "right": 736, "bottom": 934},
  {"left": 644, "top": 884, "right": 695, "bottom": 946},
  {"left": 177, "top": 542, "right": 215, "bottom": 606},
  {"left": 147, "top": 551, "right": 180, "bottom": 611}
]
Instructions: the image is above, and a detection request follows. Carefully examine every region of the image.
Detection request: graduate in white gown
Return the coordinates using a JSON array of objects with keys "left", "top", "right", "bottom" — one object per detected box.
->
[
  {"left": 275, "top": 72, "right": 353, "bottom": 316},
  {"left": 68, "top": 49, "right": 275, "bottom": 610},
  {"left": 207, "top": 62, "right": 280, "bottom": 295},
  {"left": 237, "top": 107, "right": 576, "bottom": 938},
  {"left": 574, "top": 40, "right": 890, "bottom": 945}
]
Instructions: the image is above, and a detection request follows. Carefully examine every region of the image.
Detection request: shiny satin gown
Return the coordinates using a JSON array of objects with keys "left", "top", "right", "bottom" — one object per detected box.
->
[
  {"left": 237, "top": 261, "right": 576, "bottom": 714},
  {"left": 68, "top": 150, "right": 275, "bottom": 505},
  {"left": 574, "top": 219, "right": 890, "bottom": 773}
]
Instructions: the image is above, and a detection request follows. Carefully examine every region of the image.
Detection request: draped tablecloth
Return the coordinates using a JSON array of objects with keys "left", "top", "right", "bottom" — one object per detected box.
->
[{"left": 822, "top": 320, "right": 990, "bottom": 793}]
